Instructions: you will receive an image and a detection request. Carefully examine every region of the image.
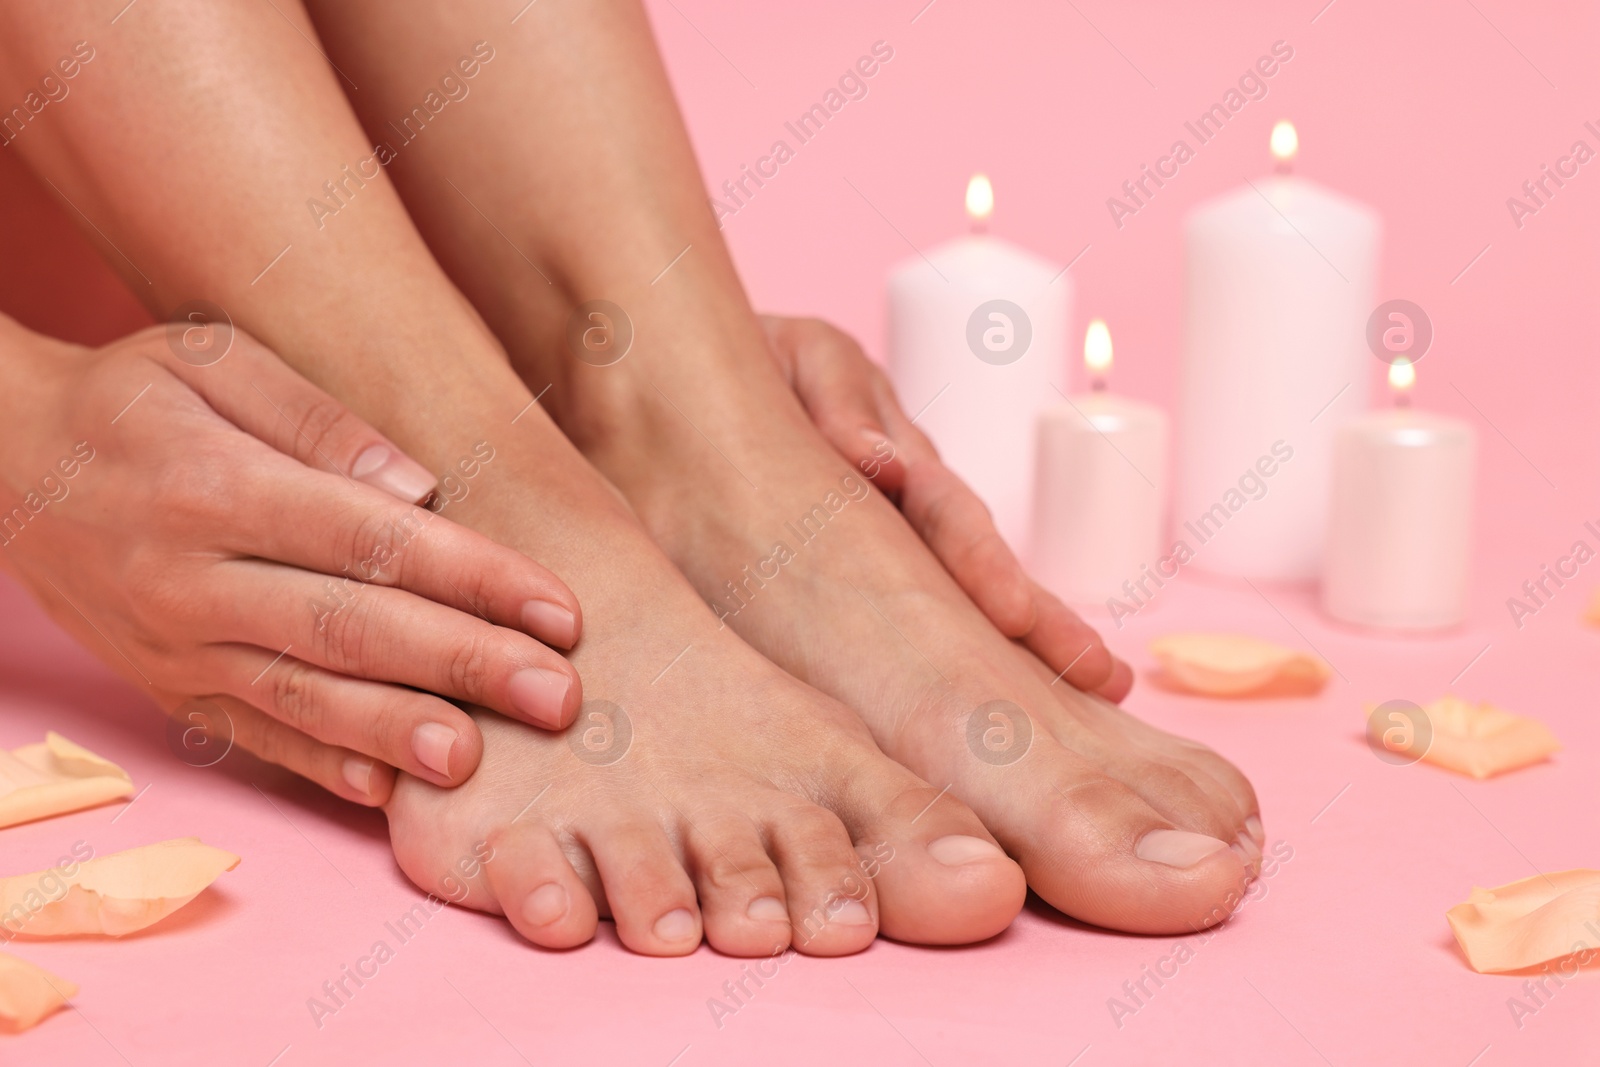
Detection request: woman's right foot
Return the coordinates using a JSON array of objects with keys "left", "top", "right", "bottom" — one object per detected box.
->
[{"left": 383, "top": 426, "right": 1025, "bottom": 956}]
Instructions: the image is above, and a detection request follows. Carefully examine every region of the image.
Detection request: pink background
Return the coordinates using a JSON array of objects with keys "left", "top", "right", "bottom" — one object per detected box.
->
[{"left": 2, "top": 0, "right": 1597, "bottom": 1063}]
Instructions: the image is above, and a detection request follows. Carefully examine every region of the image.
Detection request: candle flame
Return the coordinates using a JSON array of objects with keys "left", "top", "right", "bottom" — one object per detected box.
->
[
  {"left": 1389, "top": 357, "right": 1416, "bottom": 393},
  {"left": 1085, "top": 318, "right": 1113, "bottom": 376},
  {"left": 1270, "top": 120, "right": 1299, "bottom": 163},
  {"left": 965, "top": 174, "right": 994, "bottom": 222}
]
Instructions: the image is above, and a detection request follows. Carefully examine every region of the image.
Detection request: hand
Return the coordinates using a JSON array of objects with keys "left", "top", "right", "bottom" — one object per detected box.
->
[
  {"left": 0, "top": 317, "right": 585, "bottom": 804},
  {"left": 760, "top": 315, "right": 1132, "bottom": 702}
]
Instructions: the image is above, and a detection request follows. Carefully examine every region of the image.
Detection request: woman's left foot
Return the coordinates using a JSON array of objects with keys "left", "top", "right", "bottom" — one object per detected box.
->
[{"left": 543, "top": 316, "right": 1264, "bottom": 935}]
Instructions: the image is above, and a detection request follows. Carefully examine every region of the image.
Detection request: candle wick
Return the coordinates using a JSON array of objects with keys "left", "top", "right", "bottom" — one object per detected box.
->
[
  {"left": 1273, "top": 161, "right": 1293, "bottom": 177},
  {"left": 970, "top": 221, "right": 988, "bottom": 236},
  {"left": 1091, "top": 377, "right": 1108, "bottom": 393},
  {"left": 1395, "top": 392, "right": 1412, "bottom": 409}
]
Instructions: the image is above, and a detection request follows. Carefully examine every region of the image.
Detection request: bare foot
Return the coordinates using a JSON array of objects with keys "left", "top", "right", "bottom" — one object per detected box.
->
[
  {"left": 383, "top": 432, "right": 1025, "bottom": 955},
  {"left": 553, "top": 322, "right": 1261, "bottom": 936}
]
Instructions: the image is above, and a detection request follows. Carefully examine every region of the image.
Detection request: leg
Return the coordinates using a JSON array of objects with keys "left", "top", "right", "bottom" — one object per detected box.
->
[
  {"left": 304, "top": 0, "right": 1260, "bottom": 932},
  {"left": 0, "top": 0, "right": 1024, "bottom": 952}
]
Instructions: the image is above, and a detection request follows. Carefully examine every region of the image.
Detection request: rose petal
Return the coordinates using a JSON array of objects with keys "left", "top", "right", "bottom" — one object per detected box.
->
[
  {"left": 0, "top": 952, "right": 76, "bottom": 1032},
  {"left": 1150, "top": 633, "right": 1330, "bottom": 697},
  {"left": 1420, "top": 696, "right": 1560, "bottom": 779},
  {"left": 1447, "top": 869, "right": 1600, "bottom": 974},
  {"left": 0, "top": 732, "right": 134, "bottom": 830},
  {"left": 0, "top": 838, "right": 240, "bottom": 938}
]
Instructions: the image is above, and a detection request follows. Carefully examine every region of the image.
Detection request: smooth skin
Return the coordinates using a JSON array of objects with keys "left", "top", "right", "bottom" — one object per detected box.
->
[
  {"left": 0, "top": 0, "right": 1027, "bottom": 954},
  {"left": 303, "top": 0, "right": 1263, "bottom": 933},
  {"left": 0, "top": 314, "right": 582, "bottom": 802}
]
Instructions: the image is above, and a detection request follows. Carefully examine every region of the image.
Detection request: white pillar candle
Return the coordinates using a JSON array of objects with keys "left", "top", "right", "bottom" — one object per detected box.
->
[
  {"left": 1323, "top": 361, "right": 1476, "bottom": 630},
  {"left": 1031, "top": 320, "right": 1168, "bottom": 604},
  {"left": 1175, "top": 122, "right": 1380, "bottom": 580},
  {"left": 889, "top": 175, "right": 1069, "bottom": 552}
]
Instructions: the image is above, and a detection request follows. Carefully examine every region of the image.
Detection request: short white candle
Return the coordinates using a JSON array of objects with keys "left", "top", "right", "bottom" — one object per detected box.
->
[
  {"left": 1175, "top": 122, "right": 1381, "bottom": 579},
  {"left": 1031, "top": 320, "right": 1168, "bottom": 604},
  {"left": 1322, "top": 360, "right": 1477, "bottom": 630},
  {"left": 889, "top": 175, "right": 1069, "bottom": 552}
]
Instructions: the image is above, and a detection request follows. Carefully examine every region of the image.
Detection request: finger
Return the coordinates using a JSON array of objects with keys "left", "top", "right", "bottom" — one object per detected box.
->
[
  {"left": 217, "top": 559, "right": 582, "bottom": 730},
  {"left": 1022, "top": 581, "right": 1123, "bottom": 695},
  {"left": 896, "top": 460, "right": 1035, "bottom": 637},
  {"left": 762, "top": 316, "right": 1037, "bottom": 643},
  {"left": 196, "top": 645, "right": 484, "bottom": 786},
  {"left": 220, "top": 453, "right": 581, "bottom": 649},
  {"left": 158, "top": 691, "right": 397, "bottom": 806},
  {"left": 766, "top": 318, "right": 911, "bottom": 489},
  {"left": 161, "top": 328, "right": 438, "bottom": 504}
]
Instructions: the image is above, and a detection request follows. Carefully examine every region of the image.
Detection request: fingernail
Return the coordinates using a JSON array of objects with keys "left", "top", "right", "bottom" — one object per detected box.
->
[
  {"left": 747, "top": 896, "right": 787, "bottom": 922},
  {"left": 341, "top": 757, "right": 374, "bottom": 798},
  {"left": 859, "top": 426, "right": 893, "bottom": 450},
  {"left": 1135, "top": 829, "right": 1232, "bottom": 869},
  {"left": 508, "top": 667, "right": 573, "bottom": 729},
  {"left": 352, "top": 443, "right": 436, "bottom": 504},
  {"left": 1245, "top": 815, "right": 1264, "bottom": 847},
  {"left": 521, "top": 600, "right": 578, "bottom": 648},
  {"left": 522, "top": 883, "right": 569, "bottom": 926},
  {"left": 653, "top": 908, "right": 697, "bottom": 942},
  {"left": 412, "top": 722, "right": 457, "bottom": 779},
  {"left": 827, "top": 898, "right": 873, "bottom": 926},
  {"left": 926, "top": 834, "right": 1006, "bottom": 866}
]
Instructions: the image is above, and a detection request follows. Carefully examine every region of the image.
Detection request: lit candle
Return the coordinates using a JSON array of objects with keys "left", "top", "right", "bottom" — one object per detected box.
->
[
  {"left": 1174, "top": 122, "right": 1381, "bottom": 579},
  {"left": 888, "top": 175, "right": 1069, "bottom": 551},
  {"left": 1322, "top": 359, "right": 1477, "bottom": 630},
  {"left": 1030, "top": 320, "right": 1168, "bottom": 604}
]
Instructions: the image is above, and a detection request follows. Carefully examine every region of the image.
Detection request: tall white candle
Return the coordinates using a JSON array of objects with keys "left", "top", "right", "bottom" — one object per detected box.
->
[
  {"left": 1175, "top": 122, "right": 1380, "bottom": 579},
  {"left": 1032, "top": 320, "right": 1167, "bottom": 604},
  {"left": 889, "top": 175, "right": 1069, "bottom": 552},
  {"left": 1323, "top": 360, "right": 1476, "bottom": 630}
]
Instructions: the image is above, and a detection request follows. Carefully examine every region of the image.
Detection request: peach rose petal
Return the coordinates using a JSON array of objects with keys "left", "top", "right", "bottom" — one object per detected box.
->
[
  {"left": 1447, "top": 869, "right": 1600, "bottom": 974},
  {"left": 0, "top": 838, "right": 240, "bottom": 938},
  {"left": 1420, "top": 696, "right": 1560, "bottom": 779},
  {"left": 1149, "top": 633, "right": 1331, "bottom": 698},
  {"left": 0, "top": 732, "right": 135, "bottom": 830},
  {"left": 0, "top": 952, "right": 76, "bottom": 1033}
]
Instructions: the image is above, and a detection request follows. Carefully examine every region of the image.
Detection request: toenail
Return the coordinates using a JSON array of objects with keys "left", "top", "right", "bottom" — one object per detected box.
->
[
  {"left": 1134, "top": 829, "right": 1232, "bottom": 869},
  {"left": 508, "top": 667, "right": 573, "bottom": 729},
  {"left": 653, "top": 908, "right": 697, "bottom": 942},
  {"left": 926, "top": 835, "right": 1006, "bottom": 866},
  {"left": 1235, "top": 833, "right": 1262, "bottom": 865},
  {"left": 747, "top": 896, "right": 787, "bottom": 922},
  {"left": 522, "top": 883, "right": 569, "bottom": 927},
  {"left": 341, "top": 757, "right": 374, "bottom": 798},
  {"left": 827, "top": 898, "right": 873, "bottom": 926},
  {"left": 521, "top": 600, "right": 578, "bottom": 648},
  {"left": 1245, "top": 815, "right": 1264, "bottom": 847},
  {"left": 412, "top": 722, "right": 457, "bottom": 779}
]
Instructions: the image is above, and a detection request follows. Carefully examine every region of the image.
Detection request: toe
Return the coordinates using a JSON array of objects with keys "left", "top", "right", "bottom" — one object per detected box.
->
[
  {"left": 841, "top": 777, "right": 1026, "bottom": 946},
  {"left": 586, "top": 819, "right": 703, "bottom": 956},
  {"left": 986, "top": 742, "right": 1249, "bottom": 934},
  {"left": 682, "top": 810, "right": 792, "bottom": 957},
  {"left": 762, "top": 801, "right": 879, "bottom": 957},
  {"left": 485, "top": 821, "right": 600, "bottom": 949}
]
